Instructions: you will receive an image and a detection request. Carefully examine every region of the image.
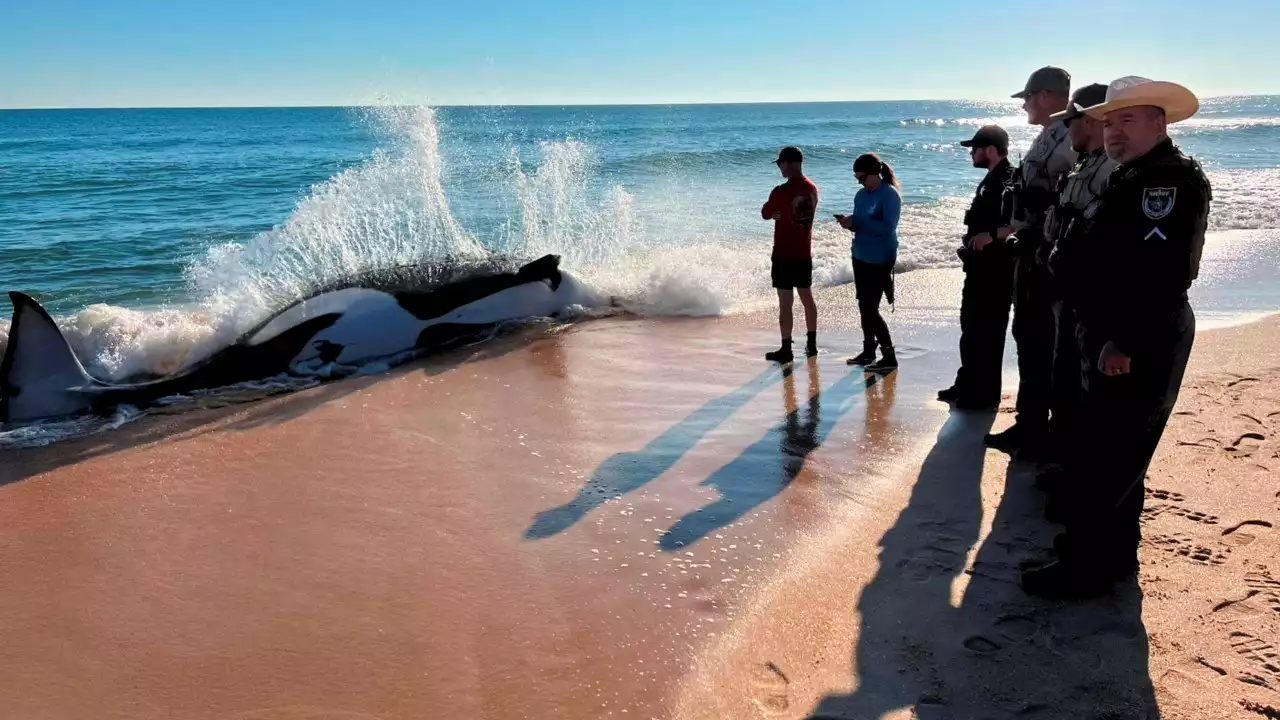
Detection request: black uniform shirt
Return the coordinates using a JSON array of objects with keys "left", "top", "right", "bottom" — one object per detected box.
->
[
  {"left": 1070, "top": 138, "right": 1212, "bottom": 358},
  {"left": 963, "top": 158, "right": 1014, "bottom": 241}
]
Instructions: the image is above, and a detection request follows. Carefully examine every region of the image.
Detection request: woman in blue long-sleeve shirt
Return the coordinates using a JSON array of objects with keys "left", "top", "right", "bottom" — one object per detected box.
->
[{"left": 836, "top": 152, "right": 902, "bottom": 370}]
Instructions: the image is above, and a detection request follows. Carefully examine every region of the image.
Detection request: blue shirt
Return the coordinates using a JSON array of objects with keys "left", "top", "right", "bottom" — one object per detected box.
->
[{"left": 850, "top": 183, "right": 902, "bottom": 265}]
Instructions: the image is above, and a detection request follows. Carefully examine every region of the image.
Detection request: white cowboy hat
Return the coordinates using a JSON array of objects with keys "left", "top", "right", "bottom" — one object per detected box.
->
[{"left": 1082, "top": 75, "right": 1200, "bottom": 123}]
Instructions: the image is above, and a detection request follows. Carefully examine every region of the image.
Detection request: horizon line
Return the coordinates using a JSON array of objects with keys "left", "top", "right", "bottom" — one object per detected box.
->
[{"left": 2, "top": 93, "right": 1275, "bottom": 112}]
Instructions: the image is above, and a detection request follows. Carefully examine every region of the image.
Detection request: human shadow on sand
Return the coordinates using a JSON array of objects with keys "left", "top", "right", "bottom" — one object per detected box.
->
[
  {"left": 523, "top": 364, "right": 792, "bottom": 540},
  {"left": 806, "top": 411, "right": 1158, "bottom": 719},
  {"left": 656, "top": 362, "right": 880, "bottom": 552}
]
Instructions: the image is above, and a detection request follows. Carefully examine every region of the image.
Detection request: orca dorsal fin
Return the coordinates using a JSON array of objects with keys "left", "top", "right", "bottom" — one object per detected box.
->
[{"left": 1, "top": 291, "right": 101, "bottom": 423}]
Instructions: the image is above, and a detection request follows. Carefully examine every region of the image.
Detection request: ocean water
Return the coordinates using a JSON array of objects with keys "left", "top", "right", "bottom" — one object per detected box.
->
[{"left": 1, "top": 98, "right": 1279, "bottom": 387}]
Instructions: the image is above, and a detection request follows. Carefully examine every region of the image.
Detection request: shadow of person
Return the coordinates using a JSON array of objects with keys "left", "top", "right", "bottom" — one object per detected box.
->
[
  {"left": 806, "top": 410, "right": 1158, "bottom": 718},
  {"left": 657, "top": 361, "right": 881, "bottom": 552},
  {"left": 523, "top": 365, "right": 788, "bottom": 540}
]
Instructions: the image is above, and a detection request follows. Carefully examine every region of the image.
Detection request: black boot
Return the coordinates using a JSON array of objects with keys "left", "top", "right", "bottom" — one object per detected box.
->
[
  {"left": 805, "top": 331, "right": 818, "bottom": 358},
  {"left": 954, "top": 396, "right": 999, "bottom": 411},
  {"left": 765, "top": 338, "right": 794, "bottom": 364},
  {"left": 1035, "top": 467, "right": 1071, "bottom": 494},
  {"left": 984, "top": 423, "right": 1033, "bottom": 452},
  {"left": 1020, "top": 554, "right": 1136, "bottom": 600},
  {"left": 937, "top": 385, "right": 963, "bottom": 402},
  {"left": 867, "top": 346, "right": 898, "bottom": 372},
  {"left": 846, "top": 343, "right": 877, "bottom": 365}
]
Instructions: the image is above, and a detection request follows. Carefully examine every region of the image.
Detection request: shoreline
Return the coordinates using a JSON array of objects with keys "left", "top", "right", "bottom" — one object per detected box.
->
[{"left": 0, "top": 274, "right": 1276, "bottom": 719}]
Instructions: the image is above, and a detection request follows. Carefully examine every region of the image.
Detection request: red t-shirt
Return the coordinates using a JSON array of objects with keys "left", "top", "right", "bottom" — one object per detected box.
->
[{"left": 762, "top": 176, "right": 819, "bottom": 261}]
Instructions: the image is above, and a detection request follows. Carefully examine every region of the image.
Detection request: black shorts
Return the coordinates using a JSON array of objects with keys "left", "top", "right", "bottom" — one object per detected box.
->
[
  {"left": 853, "top": 258, "right": 894, "bottom": 307},
  {"left": 771, "top": 258, "right": 813, "bottom": 290}
]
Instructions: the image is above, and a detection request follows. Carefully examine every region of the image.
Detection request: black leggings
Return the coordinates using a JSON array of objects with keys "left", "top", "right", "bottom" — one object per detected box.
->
[{"left": 853, "top": 258, "right": 894, "bottom": 350}]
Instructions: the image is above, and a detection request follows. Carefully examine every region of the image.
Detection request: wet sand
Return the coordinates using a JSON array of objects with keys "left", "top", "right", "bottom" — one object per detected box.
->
[
  {"left": 676, "top": 313, "right": 1280, "bottom": 720},
  {"left": 0, "top": 302, "right": 950, "bottom": 719},
  {"left": 0, "top": 274, "right": 1277, "bottom": 719}
]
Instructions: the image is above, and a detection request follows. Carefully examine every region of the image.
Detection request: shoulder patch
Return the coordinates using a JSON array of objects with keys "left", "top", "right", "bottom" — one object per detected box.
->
[{"left": 1142, "top": 187, "right": 1176, "bottom": 220}]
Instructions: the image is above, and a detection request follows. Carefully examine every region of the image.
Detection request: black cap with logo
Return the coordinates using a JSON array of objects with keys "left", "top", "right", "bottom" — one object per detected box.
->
[
  {"left": 1012, "top": 66, "right": 1071, "bottom": 99},
  {"left": 959, "top": 125, "right": 1009, "bottom": 154},
  {"left": 1050, "top": 82, "right": 1109, "bottom": 123},
  {"left": 773, "top": 146, "right": 803, "bottom": 164}
]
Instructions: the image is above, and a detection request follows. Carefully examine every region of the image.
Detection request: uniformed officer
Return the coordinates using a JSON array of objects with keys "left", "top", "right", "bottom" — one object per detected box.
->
[
  {"left": 1022, "top": 76, "right": 1211, "bottom": 599},
  {"left": 1038, "top": 83, "right": 1115, "bottom": 486},
  {"left": 938, "top": 125, "right": 1015, "bottom": 410},
  {"left": 984, "top": 66, "right": 1078, "bottom": 460}
]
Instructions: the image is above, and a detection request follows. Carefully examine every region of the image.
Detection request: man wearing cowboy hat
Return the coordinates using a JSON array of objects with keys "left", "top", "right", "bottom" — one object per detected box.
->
[
  {"left": 984, "top": 66, "right": 1078, "bottom": 462},
  {"left": 1021, "top": 76, "right": 1212, "bottom": 600},
  {"left": 1034, "top": 82, "right": 1117, "bottom": 499}
]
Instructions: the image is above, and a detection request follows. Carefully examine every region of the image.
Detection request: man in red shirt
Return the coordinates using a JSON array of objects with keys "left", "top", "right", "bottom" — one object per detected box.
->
[{"left": 761, "top": 146, "right": 820, "bottom": 363}]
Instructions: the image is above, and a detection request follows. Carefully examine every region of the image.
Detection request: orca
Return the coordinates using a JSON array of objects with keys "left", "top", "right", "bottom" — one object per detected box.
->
[{"left": 0, "top": 253, "right": 606, "bottom": 425}]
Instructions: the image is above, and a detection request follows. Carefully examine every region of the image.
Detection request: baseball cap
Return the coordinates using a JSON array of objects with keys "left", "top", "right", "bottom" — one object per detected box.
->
[
  {"left": 1012, "top": 66, "right": 1071, "bottom": 99},
  {"left": 959, "top": 125, "right": 1009, "bottom": 154},
  {"left": 1050, "top": 83, "right": 1109, "bottom": 123},
  {"left": 774, "top": 146, "right": 803, "bottom": 164}
]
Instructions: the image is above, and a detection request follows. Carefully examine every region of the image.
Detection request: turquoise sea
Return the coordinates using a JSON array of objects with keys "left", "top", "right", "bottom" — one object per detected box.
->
[{"left": 1, "top": 99, "right": 1279, "bottom": 385}]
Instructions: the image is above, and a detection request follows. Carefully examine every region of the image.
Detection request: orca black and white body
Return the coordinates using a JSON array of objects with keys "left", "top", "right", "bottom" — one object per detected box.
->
[{"left": 0, "top": 254, "right": 606, "bottom": 424}]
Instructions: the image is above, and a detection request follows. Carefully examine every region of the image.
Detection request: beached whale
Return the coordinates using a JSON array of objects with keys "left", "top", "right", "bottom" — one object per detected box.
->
[{"left": 0, "top": 253, "right": 604, "bottom": 425}]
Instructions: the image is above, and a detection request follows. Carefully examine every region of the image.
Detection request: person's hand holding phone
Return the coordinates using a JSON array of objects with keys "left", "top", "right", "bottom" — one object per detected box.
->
[{"left": 834, "top": 214, "right": 854, "bottom": 230}]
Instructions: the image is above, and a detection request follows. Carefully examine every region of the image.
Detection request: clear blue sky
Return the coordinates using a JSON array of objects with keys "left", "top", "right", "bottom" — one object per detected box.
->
[{"left": 1, "top": 0, "right": 1274, "bottom": 108}]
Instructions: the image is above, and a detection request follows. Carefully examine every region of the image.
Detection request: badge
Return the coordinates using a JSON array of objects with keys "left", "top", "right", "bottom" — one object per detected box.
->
[{"left": 1142, "top": 187, "right": 1176, "bottom": 220}]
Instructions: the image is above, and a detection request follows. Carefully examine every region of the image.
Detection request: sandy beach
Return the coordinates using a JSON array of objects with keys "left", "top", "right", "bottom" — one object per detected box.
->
[{"left": 0, "top": 271, "right": 1277, "bottom": 720}]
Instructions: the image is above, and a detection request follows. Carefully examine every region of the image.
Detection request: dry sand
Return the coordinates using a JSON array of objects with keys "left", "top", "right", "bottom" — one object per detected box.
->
[{"left": 0, "top": 281, "right": 1276, "bottom": 720}]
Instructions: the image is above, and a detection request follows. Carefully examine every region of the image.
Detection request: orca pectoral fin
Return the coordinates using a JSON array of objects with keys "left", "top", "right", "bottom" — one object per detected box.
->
[
  {"left": 242, "top": 311, "right": 345, "bottom": 369},
  {"left": 517, "top": 253, "right": 563, "bottom": 291},
  {"left": 1, "top": 291, "right": 103, "bottom": 423}
]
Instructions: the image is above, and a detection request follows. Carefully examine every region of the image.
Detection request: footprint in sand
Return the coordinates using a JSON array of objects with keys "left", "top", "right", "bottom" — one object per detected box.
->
[
  {"left": 1159, "top": 657, "right": 1229, "bottom": 698},
  {"left": 962, "top": 635, "right": 1001, "bottom": 654},
  {"left": 1146, "top": 488, "right": 1187, "bottom": 503},
  {"left": 1231, "top": 633, "right": 1280, "bottom": 689},
  {"left": 1145, "top": 533, "right": 1230, "bottom": 566},
  {"left": 1240, "top": 699, "right": 1280, "bottom": 719},
  {"left": 749, "top": 661, "right": 791, "bottom": 715},
  {"left": 1244, "top": 573, "right": 1280, "bottom": 616},
  {"left": 1212, "top": 592, "right": 1266, "bottom": 621},
  {"left": 1228, "top": 432, "right": 1268, "bottom": 455},
  {"left": 993, "top": 615, "right": 1040, "bottom": 642},
  {"left": 1179, "top": 437, "right": 1224, "bottom": 449},
  {"left": 1146, "top": 504, "right": 1221, "bottom": 525},
  {"left": 1223, "top": 520, "right": 1274, "bottom": 547},
  {"left": 896, "top": 543, "right": 966, "bottom": 582}
]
